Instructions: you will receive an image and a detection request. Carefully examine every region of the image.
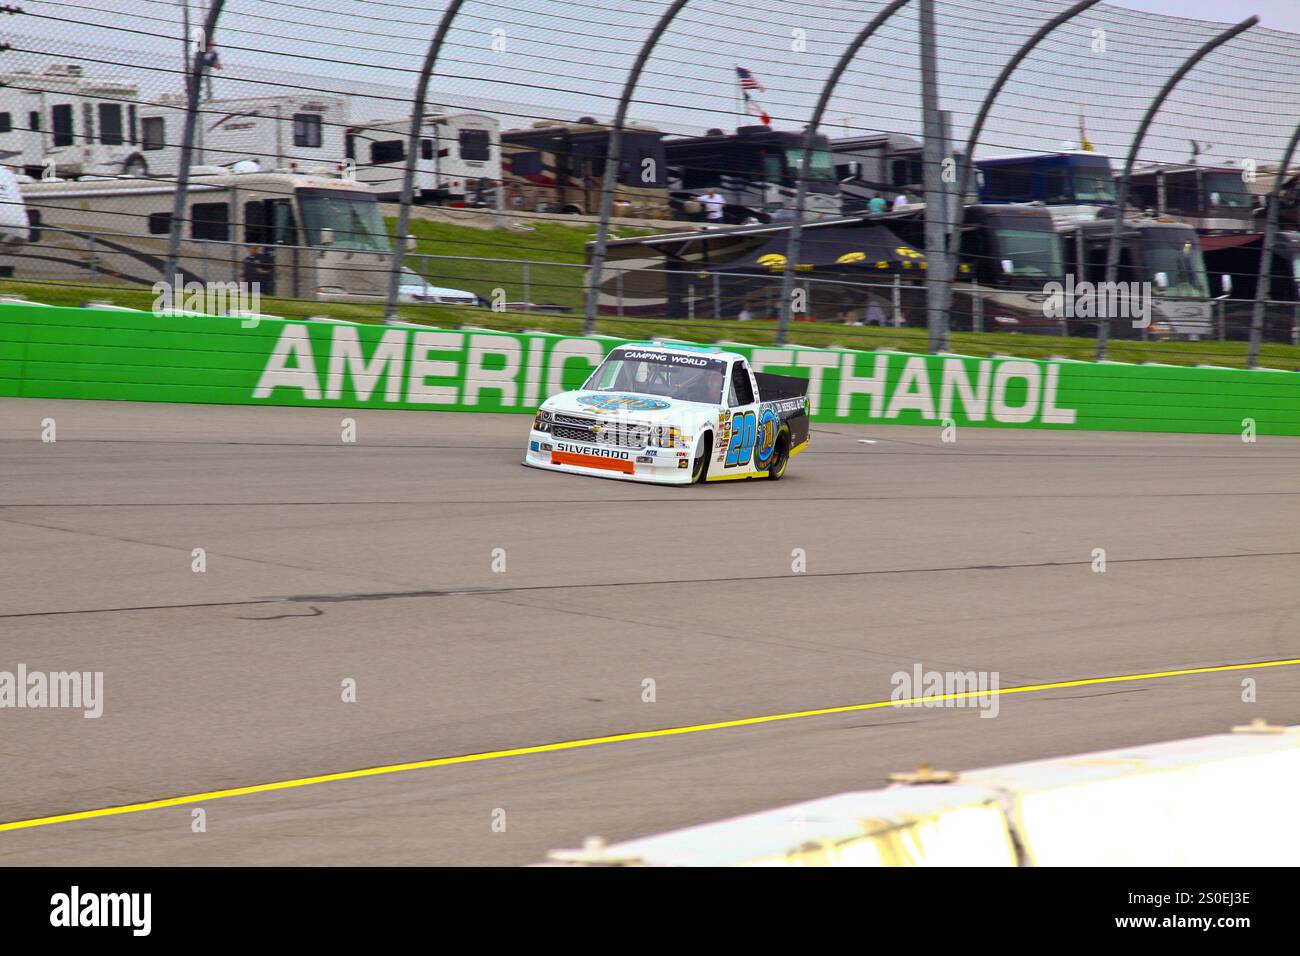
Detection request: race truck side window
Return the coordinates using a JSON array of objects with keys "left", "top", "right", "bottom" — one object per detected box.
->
[{"left": 728, "top": 360, "right": 755, "bottom": 407}]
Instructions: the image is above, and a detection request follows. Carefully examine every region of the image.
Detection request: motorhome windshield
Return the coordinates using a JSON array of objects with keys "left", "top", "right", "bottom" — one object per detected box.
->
[
  {"left": 785, "top": 148, "right": 835, "bottom": 180},
  {"left": 993, "top": 226, "right": 1062, "bottom": 278},
  {"left": 1072, "top": 166, "right": 1116, "bottom": 203},
  {"left": 298, "top": 187, "right": 390, "bottom": 251},
  {"left": 1140, "top": 232, "right": 1209, "bottom": 298},
  {"left": 1201, "top": 172, "right": 1252, "bottom": 208}
]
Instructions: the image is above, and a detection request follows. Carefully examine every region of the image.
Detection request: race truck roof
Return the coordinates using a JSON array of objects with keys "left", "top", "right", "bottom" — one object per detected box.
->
[{"left": 610, "top": 341, "right": 745, "bottom": 365}]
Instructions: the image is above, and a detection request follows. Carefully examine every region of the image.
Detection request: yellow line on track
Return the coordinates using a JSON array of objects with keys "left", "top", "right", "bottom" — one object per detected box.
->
[{"left": 3, "top": 657, "right": 1297, "bottom": 833}]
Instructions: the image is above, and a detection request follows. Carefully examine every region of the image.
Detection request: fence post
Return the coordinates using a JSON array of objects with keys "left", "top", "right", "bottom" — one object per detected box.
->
[
  {"left": 523, "top": 261, "right": 531, "bottom": 305},
  {"left": 618, "top": 268, "right": 625, "bottom": 318},
  {"left": 163, "top": 0, "right": 226, "bottom": 288},
  {"left": 973, "top": 287, "right": 983, "bottom": 333}
]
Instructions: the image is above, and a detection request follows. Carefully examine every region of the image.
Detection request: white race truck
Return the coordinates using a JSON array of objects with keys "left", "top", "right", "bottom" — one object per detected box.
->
[{"left": 524, "top": 342, "right": 810, "bottom": 485}]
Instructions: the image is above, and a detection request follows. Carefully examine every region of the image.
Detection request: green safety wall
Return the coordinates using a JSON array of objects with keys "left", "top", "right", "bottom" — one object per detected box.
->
[{"left": 1, "top": 304, "right": 1297, "bottom": 435}]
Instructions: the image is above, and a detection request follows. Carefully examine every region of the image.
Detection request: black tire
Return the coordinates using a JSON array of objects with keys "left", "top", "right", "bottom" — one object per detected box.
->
[
  {"left": 691, "top": 433, "right": 712, "bottom": 484},
  {"left": 123, "top": 154, "right": 149, "bottom": 177},
  {"left": 765, "top": 426, "right": 790, "bottom": 480}
]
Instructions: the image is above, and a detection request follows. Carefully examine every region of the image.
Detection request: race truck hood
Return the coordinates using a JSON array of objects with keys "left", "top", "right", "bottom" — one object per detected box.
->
[{"left": 541, "top": 390, "right": 719, "bottom": 427}]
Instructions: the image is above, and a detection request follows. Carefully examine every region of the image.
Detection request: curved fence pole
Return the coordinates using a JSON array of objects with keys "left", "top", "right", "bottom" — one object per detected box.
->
[
  {"left": 1247, "top": 122, "right": 1300, "bottom": 368},
  {"left": 776, "top": 0, "right": 913, "bottom": 347},
  {"left": 582, "top": 0, "right": 693, "bottom": 336},
  {"left": 942, "top": 0, "right": 1102, "bottom": 327},
  {"left": 162, "top": 0, "right": 227, "bottom": 287},
  {"left": 384, "top": 0, "right": 467, "bottom": 323},
  {"left": 1097, "top": 16, "right": 1258, "bottom": 360}
]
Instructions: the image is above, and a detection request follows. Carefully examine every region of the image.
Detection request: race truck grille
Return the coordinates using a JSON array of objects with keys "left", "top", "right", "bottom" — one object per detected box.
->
[{"left": 551, "top": 414, "right": 649, "bottom": 449}]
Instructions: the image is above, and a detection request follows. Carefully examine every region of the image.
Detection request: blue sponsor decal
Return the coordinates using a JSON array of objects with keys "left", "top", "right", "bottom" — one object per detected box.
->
[
  {"left": 576, "top": 394, "right": 670, "bottom": 412},
  {"left": 530, "top": 441, "right": 540, "bottom": 452},
  {"left": 752, "top": 406, "right": 780, "bottom": 470}
]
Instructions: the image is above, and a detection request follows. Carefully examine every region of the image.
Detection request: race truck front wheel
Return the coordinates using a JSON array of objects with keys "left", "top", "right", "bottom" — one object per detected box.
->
[
  {"left": 691, "top": 433, "right": 712, "bottom": 484},
  {"left": 765, "top": 426, "right": 790, "bottom": 481}
]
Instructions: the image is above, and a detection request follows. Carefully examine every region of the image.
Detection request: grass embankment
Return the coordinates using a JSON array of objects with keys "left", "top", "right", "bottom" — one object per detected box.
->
[{"left": 3, "top": 214, "right": 1297, "bottom": 370}]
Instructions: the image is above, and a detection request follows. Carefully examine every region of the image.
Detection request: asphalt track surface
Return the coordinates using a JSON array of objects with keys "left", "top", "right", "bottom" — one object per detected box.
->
[{"left": 1, "top": 397, "right": 1298, "bottom": 865}]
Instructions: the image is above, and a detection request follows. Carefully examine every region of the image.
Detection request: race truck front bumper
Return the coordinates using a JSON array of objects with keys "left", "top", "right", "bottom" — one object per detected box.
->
[{"left": 523, "top": 430, "right": 696, "bottom": 485}]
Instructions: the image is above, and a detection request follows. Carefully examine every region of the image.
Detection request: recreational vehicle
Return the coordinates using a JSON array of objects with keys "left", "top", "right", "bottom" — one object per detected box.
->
[
  {"left": 831, "top": 132, "right": 935, "bottom": 212},
  {"left": 1053, "top": 211, "right": 1214, "bottom": 339},
  {"left": 10, "top": 170, "right": 409, "bottom": 302},
  {"left": 136, "top": 95, "right": 350, "bottom": 179},
  {"left": 0, "top": 165, "right": 30, "bottom": 251},
  {"left": 0, "top": 64, "right": 146, "bottom": 178},
  {"left": 588, "top": 204, "right": 1064, "bottom": 331},
  {"left": 1129, "top": 162, "right": 1259, "bottom": 234},
  {"left": 664, "top": 125, "right": 841, "bottom": 223},
  {"left": 1201, "top": 231, "right": 1300, "bottom": 342},
  {"left": 346, "top": 112, "right": 500, "bottom": 205},
  {"left": 976, "top": 151, "right": 1118, "bottom": 216},
  {"left": 500, "top": 119, "right": 668, "bottom": 219}
]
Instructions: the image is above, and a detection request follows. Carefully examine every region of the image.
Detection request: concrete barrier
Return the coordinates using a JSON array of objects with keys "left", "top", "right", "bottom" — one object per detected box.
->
[
  {"left": 546, "top": 723, "right": 1300, "bottom": 866},
  {"left": 3, "top": 303, "right": 1299, "bottom": 435}
]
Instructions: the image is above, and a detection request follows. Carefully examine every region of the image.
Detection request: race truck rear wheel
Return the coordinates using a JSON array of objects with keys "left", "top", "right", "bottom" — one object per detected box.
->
[
  {"left": 691, "top": 433, "right": 712, "bottom": 484},
  {"left": 765, "top": 426, "right": 790, "bottom": 481}
]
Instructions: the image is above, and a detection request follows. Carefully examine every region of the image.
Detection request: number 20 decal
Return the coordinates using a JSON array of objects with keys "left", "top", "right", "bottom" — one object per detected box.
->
[{"left": 725, "top": 411, "right": 756, "bottom": 467}]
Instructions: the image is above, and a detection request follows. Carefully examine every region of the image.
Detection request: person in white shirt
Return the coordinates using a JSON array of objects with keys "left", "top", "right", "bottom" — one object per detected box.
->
[
  {"left": 893, "top": 191, "right": 909, "bottom": 210},
  {"left": 738, "top": 306, "right": 753, "bottom": 322},
  {"left": 698, "top": 187, "right": 726, "bottom": 222}
]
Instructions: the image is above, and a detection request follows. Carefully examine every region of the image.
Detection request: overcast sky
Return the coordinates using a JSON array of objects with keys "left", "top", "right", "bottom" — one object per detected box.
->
[
  {"left": 8, "top": 0, "right": 1300, "bottom": 167},
  {"left": 1112, "top": 0, "right": 1300, "bottom": 31}
]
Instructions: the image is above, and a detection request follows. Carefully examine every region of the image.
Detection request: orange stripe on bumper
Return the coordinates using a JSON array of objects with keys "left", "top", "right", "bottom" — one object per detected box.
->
[{"left": 551, "top": 450, "right": 635, "bottom": 475}]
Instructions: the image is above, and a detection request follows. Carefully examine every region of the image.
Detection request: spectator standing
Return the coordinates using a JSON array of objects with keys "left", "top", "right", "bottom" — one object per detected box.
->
[{"left": 698, "top": 186, "right": 726, "bottom": 223}]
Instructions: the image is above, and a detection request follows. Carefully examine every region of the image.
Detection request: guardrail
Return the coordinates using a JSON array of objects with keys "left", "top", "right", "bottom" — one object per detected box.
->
[
  {"left": 2, "top": 304, "right": 1299, "bottom": 435},
  {"left": 543, "top": 721, "right": 1300, "bottom": 866}
]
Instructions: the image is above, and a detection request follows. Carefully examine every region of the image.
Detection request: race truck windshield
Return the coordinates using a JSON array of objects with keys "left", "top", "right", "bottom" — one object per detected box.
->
[{"left": 584, "top": 349, "right": 728, "bottom": 404}]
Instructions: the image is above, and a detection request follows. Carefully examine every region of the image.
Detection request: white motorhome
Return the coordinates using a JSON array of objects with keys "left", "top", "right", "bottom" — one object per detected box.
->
[
  {"left": 10, "top": 169, "right": 414, "bottom": 302},
  {"left": 0, "top": 64, "right": 147, "bottom": 178},
  {"left": 0, "top": 165, "right": 29, "bottom": 250},
  {"left": 346, "top": 112, "right": 500, "bottom": 205},
  {"left": 137, "top": 94, "right": 350, "bottom": 178}
]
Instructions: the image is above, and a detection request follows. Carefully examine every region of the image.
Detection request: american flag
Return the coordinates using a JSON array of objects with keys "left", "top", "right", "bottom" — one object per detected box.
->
[{"left": 735, "top": 67, "right": 765, "bottom": 93}]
